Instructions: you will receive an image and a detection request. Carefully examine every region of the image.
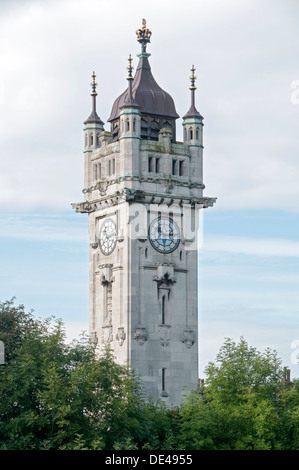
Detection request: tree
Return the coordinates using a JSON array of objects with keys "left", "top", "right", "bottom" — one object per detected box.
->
[
  {"left": 0, "top": 299, "right": 174, "bottom": 450},
  {"left": 176, "top": 337, "right": 299, "bottom": 450},
  {"left": 0, "top": 298, "right": 35, "bottom": 362},
  {"left": 204, "top": 337, "right": 284, "bottom": 403}
]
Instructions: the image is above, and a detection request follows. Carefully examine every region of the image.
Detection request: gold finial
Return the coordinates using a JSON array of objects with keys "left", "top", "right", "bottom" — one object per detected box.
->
[
  {"left": 189, "top": 65, "right": 197, "bottom": 90},
  {"left": 136, "top": 18, "right": 152, "bottom": 52},
  {"left": 127, "top": 54, "right": 134, "bottom": 80},
  {"left": 90, "top": 71, "right": 98, "bottom": 96}
]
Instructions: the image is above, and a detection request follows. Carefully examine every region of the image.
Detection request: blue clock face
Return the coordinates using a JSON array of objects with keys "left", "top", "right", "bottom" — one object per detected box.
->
[{"left": 148, "top": 217, "right": 180, "bottom": 254}]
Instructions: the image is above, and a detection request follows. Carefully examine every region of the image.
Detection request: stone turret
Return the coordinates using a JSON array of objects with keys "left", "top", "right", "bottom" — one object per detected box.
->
[
  {"left": 182, "top": 65, "right": 204, "bottom": 185},
  {"left": 119, "top": 55, "right": 141, "bottom": 176}
]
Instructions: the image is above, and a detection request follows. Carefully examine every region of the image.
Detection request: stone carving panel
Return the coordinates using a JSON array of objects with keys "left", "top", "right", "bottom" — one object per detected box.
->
[
  {"left": 181, "top": 329, "right": 196, "bottom": 348},
  {"left": 134, "top": 327, "right": 148, "bottom": 345},
  {"left": 158, "top": 324, "right": 172, "bottom": 347}
]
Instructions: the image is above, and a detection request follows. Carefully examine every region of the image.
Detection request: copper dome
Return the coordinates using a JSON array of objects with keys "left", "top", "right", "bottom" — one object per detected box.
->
[{"left": 108, "top": 55, "right": 179, "bottom": 122}]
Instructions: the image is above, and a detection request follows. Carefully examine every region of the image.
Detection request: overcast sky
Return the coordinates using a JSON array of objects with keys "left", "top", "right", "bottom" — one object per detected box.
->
[{"left": 0, "top": 0, "right": 298, "bottom": 378}]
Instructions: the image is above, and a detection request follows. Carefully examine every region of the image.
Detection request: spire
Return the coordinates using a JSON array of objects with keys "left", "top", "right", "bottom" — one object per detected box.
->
[
  {"left": 108, "top": 20, "right": 179, "bottom": 122},
  {"left": 84, "top": 71, "right": 104, "bottom": 125},
  {"left": 120, "top": 55, "right": 140, "bottom": 110},
  {"left": 136, "top": 18, "right": 152, "bottom": 55},
  {"left": 183, "top": 65, "right": 203, "bottom": 120}
]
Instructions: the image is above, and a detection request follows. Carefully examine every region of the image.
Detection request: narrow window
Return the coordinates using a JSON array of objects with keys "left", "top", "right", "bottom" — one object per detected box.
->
[
  {"left": 108, "top": 160, "right": 111, "bottom": 176},
  {"left": 162, "top": 295, "right": 166, "bottom": 324},
  {"left": 133, "top": 119, "right": 136, "bottom": 132},
  {"left": 155, "top": 158, "right": 159, "bottom": 173},
  {"left": 148, "top": 156, "right": 153, "bottom": 172},
  {"left": 180, "top": 251, "right": 183, "bottom": 261},
  {"left": 85, "top": 133, "right": 88, "bottom": 147},
  {"left": 145, "top": 247, "right": 148, "bottom": 258},
  {"left": 179, "top": 160, "right": 184, "bottom": 176},
  {"left": 172, "top": 159, "right": 176, "bottom": 175},
  {"left": 162, "top": 368, "right": 166, "bottom": 393},
  {"left": 189, "top": 128, "right": 193, "bottom": 140},
  {"left": 99, "top": 163, "right": 102, "bottom": 180},
  {"left": 126, "top": 119, "right": 130, "bottom": 132},
  {"left": 196, "top": 127, "right": 199, "bottom": 140},
  {"left": 90, "top": 134, "right": 94, "bottom": 146},
  {"left": 112, "top": 158, "right": 115, "bottom": 175},
  {"left": 94, "top": 164, "right": 97, "bottom": 181}
]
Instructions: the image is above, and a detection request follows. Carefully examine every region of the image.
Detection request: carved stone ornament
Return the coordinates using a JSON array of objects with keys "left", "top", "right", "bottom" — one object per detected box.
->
[
  {"left": 153, "top": 263, "right": 176, "bottom": 287},
  {"left": 181, "top": 329, "right": 196, "bottom": 348},
  {"left": 99, "top": 264, "right": 114, "bottom": 285},
  {"left": 115, "top": 327, "right": 126, "bottom": 346},
  {"left": 102, "top": 325, "right": 113, "bottom": 345},
  {"left": 133, "top": 326, "right": 148, "bottom": 345},
  {"left": 158, "top": 324, "right": 172, "bottom": 347},
  {"left": 97, "top": 180, "right": 109, "bottom": 196},
  {"left": 160, "top": 177, "right": 174, "bottom": 194}
]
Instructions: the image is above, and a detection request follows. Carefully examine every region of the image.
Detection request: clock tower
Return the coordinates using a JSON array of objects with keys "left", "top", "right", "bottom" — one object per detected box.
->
[{"left": 73, "top": 20, "right": 216, "bottom": 406}]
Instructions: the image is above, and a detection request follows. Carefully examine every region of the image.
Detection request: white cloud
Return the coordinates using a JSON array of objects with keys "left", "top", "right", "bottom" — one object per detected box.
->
[
  {"left": 64, "top": 320, "right": 89, "bottom": 344},
  {"left": 0, "top": 0, "right": 298, "bottom": 211},
  {"left": 0, "top": 213, "right": 88, "bottom": 242},
  {"left": 202, "top": 234, "right": 299, "bottom": 257}
]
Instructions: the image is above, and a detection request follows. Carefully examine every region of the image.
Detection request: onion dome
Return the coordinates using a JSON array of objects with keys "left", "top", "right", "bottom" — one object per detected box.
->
[{"left": 108, "top": 20, "right": 179, "bottom": 125}]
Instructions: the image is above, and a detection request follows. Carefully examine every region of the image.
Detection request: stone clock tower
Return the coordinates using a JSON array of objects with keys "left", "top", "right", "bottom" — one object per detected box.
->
[{"left": 72, "top": 20, "right": 216, "bottom": 406}]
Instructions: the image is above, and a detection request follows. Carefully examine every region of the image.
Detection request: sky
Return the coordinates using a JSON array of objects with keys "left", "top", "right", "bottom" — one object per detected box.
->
[{"left": 0, "top": 0, "right": 298, "bottom": 378}]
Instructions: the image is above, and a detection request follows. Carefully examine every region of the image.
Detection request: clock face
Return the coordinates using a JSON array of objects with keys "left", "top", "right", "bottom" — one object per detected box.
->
[
  {"left": 148, "top": 216, "right": 180, "bottom": 254},
  {"left": 99, "top": 218, "right": 117, "bottom": 255}
]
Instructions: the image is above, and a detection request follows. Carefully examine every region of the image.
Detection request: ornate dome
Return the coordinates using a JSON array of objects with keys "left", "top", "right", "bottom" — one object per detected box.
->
[{"left": 108, "top": 54, "right": 179, "bottom": 122}]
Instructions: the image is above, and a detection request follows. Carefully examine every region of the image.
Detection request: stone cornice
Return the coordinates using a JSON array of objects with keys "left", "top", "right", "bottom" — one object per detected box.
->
[
  {"left": 82, "top": 175, "right": 205, "bottom": 195},
  {"left": 72, "top": 188, "right": 217, "bottom": 213}
]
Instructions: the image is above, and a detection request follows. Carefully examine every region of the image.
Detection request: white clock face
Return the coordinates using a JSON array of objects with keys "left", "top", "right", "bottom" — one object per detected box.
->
[
  {"left": 99, "top": 218, "right": 117, "bottom": 255},
  {"left": 148, "top": 216, "right": 180, "bottom": 254}
]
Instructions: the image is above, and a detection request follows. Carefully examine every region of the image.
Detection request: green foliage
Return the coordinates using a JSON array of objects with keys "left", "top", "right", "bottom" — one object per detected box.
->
[
  {"left": 0, "top": 300, "right": 298, "bottom": 450},
  {"left": 0, "top": 298, "right": 36, "bottom": 362},
  {"left": 0, "top": 299, "right": 174, "bottom": 450},
  {"left": 175, "top": 337, "right": 299, "bottom": 450},
  {"left": 204, "top": 337, "right": 284, "bottom": 404}
]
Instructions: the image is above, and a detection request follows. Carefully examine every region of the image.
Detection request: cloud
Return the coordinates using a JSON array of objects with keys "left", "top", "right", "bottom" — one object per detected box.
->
[
  {"left": 202, "top": 234, "right": 299, "bottom": 258},
  {"left": 0, "top": 0, "right": 298, "bottom": 211},
  {"left": 0, "top": 212, "right": 88, "bottom": 242}
]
